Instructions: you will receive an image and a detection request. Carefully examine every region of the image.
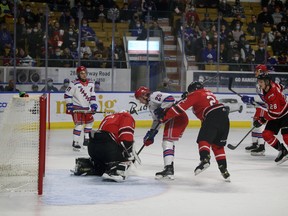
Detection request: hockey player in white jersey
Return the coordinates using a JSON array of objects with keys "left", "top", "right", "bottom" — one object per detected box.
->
[
  {"left": 134, "top": 86, "right": 188, "bottom": 180},
  {"left": 64, "top": 66, "right": 98, "bottom": 150}
]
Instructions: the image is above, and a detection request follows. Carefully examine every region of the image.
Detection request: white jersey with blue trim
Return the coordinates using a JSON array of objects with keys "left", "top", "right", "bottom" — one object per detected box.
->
[
  {"left": 64, "top": 79, "right": 97, "bottom": 110},
  {"left": 148, "top": 91, "right": 175, "bottom": 121}
]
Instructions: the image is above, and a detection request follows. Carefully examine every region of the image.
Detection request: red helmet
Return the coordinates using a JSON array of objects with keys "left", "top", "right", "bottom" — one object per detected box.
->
[
  {"left": 255, "top": 64, "right": 268, "bottom": 73},
  {"left": 134, "top": 86, "right": 150, "bottom": 99},
  {"left": 76, "top": 66, "right": 87, "bottom": 75}
]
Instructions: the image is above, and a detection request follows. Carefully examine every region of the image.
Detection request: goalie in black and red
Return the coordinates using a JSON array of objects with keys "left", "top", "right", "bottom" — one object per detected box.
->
[
  {"left": 71, "top": 111, "right": 140, "bottom": 182},
  {"left": 160, "top": 81, "right": 231, "bottom": 182}
]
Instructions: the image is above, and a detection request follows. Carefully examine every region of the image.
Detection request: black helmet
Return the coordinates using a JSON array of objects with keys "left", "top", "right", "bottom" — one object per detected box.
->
[{"left": 187, "top": 81, "right": 204, "bottom": 92}]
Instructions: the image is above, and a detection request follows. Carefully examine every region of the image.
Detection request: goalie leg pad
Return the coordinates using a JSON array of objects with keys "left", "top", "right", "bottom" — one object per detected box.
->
[{"left": 73, "top": 157, "right": 103, "bottom": 176}]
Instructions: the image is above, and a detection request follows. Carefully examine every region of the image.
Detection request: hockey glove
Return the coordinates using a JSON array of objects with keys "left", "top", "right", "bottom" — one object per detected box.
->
[
  {"left": 154, "top": 107, "right": 165, "bottom": 120},
  {"left": 143, "top": 129, "right": 158, "bottom": 146},
  {"left": 90, "top": 104, "right": 98, "bottom": 113},
  {"left": 66, "top": 103, "right": 74, "bottom": 114},
  {"left": 181, "top": 91, "right": 188, "bottom": 100},
  {"left": 253, "top": 117, "right": 267, "bottom": 128},
  {"left": 241, "top": 96, "right": 255, "bottom": 105}
]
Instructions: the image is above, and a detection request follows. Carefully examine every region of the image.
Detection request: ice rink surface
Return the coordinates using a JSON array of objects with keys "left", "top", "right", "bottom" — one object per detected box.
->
[{"left": 1, "top": 127, "right": 288, "bottom": 216}]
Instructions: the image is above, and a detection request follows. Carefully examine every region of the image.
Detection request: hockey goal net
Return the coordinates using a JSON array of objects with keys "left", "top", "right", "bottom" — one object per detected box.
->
[{"left": 0, "top": 94, "right": 47, "bottom": 195}]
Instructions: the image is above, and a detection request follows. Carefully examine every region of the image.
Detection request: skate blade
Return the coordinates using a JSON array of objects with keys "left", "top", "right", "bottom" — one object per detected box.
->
[
  {"left": 73, "top": 147, "right": 81, "bottom": 151},
  {"left": 251, "top": 151, "right": 265, "bottom": 156},
  {"left": 102, "top": 173, "right": 124, "bottom": 182},
  {"left": 155, "top": 175, "right": 175, "bottom": 180},
  {"left": 194, "top": 164, "right": 210, "bottom": 176},
  {"left": 70, "top": 169, "right": 87, "bottom": 176},
  {"left": 224, "top": 177, "right": 231, "bottom": 182},
  {"left": 277, "top": 155, "right": 288, "bottom": 165}
]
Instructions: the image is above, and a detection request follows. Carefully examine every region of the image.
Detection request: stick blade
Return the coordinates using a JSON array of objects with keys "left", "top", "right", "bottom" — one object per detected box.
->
[{"left": 227, "top": 144, "right": 237, "bottom": 150}]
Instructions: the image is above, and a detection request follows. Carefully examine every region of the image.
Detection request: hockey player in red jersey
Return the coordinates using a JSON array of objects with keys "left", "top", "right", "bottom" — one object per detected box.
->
[
  {"left": 161, "top": 82, "right": 231, "bottom": 181},
  {"left": 134, "top": 86, "right": 188, "bottom": 180},
  {"left": 242, "top": 72, "right": 288, "bottom": 164},
  {"left": 72, "top": 111, "right": 140, "bottom": 182},
  {"left": 64, "top": 66, "right": 98, "bottom": 150},
  {"left": 242, "top": 64, "right": 268, "bottom": 156}
]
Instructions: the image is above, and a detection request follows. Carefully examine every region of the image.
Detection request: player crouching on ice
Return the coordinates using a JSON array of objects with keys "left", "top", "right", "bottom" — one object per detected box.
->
[{"left": 71, "top": 111, "right": 140, "bottom": 182}]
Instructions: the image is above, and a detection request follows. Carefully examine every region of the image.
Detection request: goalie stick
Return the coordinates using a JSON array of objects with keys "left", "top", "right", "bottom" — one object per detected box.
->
[{"left": 227, "top": 126, "right": 256, "bottom": 150}]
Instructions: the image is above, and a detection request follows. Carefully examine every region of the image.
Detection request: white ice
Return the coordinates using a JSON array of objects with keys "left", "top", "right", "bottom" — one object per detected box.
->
[{"left": 1, "top": 127, "right": 288, "bottom": 216}]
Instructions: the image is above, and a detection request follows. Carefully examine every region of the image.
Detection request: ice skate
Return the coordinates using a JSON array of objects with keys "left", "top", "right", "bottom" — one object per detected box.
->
[
  {"left": 155, "top": 162, "right": 174, "bottom": 180},
  {"left": 251, "top": 144, "right": 265, "bottom": 156},
  {"left": 102, "top": 166, "right": 125, "bottom": 182},
  {"left": 245, "top": 143, "right": 258, "bottom": 152},
  {"left": 219, "top": 165, "right": 231, "bottom": 182},
  {"left": 72, "top": 141, "right": 81, "bottom": 151},
  {"left": 194, "top": 156, "right": 210, "bottom": 176},
  {"left": 275, "top": 144, "right": 288, "bottom": 165},
  {"left": 83, "top": 138, "right": 90, "bottom": 146}
]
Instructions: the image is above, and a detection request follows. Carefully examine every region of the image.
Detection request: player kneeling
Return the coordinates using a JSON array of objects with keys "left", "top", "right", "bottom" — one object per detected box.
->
[{"left": 71, "top": 112, "right": 140, "bottom": 182}]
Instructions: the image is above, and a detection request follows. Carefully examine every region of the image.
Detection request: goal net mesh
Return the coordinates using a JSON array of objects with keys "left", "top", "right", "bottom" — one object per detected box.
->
[{"left": 0, "top": 95, "right": 45, "bottom": 194}]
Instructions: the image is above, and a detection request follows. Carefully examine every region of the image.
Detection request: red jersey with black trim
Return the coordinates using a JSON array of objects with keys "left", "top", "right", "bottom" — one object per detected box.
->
[
  {"left": 98, "top": 112, "right": 135, "bottom": 144},
  {"left": 262, "top": 82, "right": 288, "bottom": 120},
  {"left": 163, "top": 88, "right": 222, "bottom": 122}
]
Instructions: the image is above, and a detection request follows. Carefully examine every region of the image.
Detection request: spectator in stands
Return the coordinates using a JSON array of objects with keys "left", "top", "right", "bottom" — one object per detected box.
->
[
  {"left": 229, "top": 52, "right": 247, "bottom": 71},
  {"left": 82, "top": 1, "right": 97, "bottom": 22},
  {"left": 62, "top": 27, "right": 78, "bottom": 50},
  {"left": 80, "top": 18, "right": 97, "bottom": 41},
  {"left": 276, "top": 17, "right": 288, "bottom": 37},
  {"left": 199, "top": 13, "right": 213, "bottom": 32},
  {"left": 106, "top": 42, "right": 125, "bottom": 68},
  {"left": 0, "top": 22, "right": 13, "bottom": 55},
  {"left": 2, "top": 48, "right": 12, "bottom": 66},
  {"left": 254, "top": 41, "right": 268, "bottom": 64},
  {"left": 277, "top": 51, "right": 288, "bottom": 72},
  {"left": 67, "top": 18, "right": 78, "bottom": 35},
  {"left": 94, "top": 80, "right": 102, "bottom": 92},
  {"left": 230, "top": 14, "right": 243, "bottom": 30},
  {"left": 41, "top": 78, "right": 59, "bottom": 92},
  {"left": 59, "top": 78, "right": 70, "bottom": 91},
  {"left": 185, "top": 5, "right": 200, "bottom": 26},
  {"left": 218, "top": 0, "right": 233, "bottom": 17},
  {"left": 35, "top": 7, "right": 46, "bottom": 29},
  {"left": 184, "top": 38, "right": 196, "bottom": 56},
  {"left": 48, "top": 46, "right": 65, "bottom": 67},
  {"left": 257, "top": 6, "right": 274, "bottom": 27},
  {"left": 272, "top": 32, "right": 287, "bottom": 56},
  {"left": 119, "top": 3, "right": 132, "bottom": 23},
  {"left": 195, "top": 30, "right": 209, "bottom": 62},
  {"left": 210, "top": 31, "right": 219, "bottom": 50},
  {"left": 232, "top": 21, "right": 244, "bottom": 42},
  {"left": 95, "top": 4, "right": 107, "bottom": 23},
  {"left": 59, "top": 8, "right": 73, "bottom": 30},
  {"left": 237, "top": 34, "right": 248, "bottom": 50},
  {"left": 247, "top": 15, "right": 264, "bottom": 38},
  {"left": 0, "top": 7, "right": 5, "bottom": 24},
  {"left": 231, "top": 0, "right": 244, "bottom": 17},
  {"left": 219, "top": 24, "right": 230, "bottom": 43},
  {"left": 149, "top": 20, "right": 165, "bottom": 42},
  {"left": 18, "top": 47, "right": 35, "bottom": 67},
  {"left": 81, "top": 51, "right": 94, "bottom": 68},
  {"left": 61, "top": 47, "right": 74, "bottom": 67},
  {"left": 130, "top": 19, "right": 147, "bottom": 39},
  {"left": 272, "top": 7, "right": 283, "bottom": 25},
  {"left": 267, "top": 24, "right": 278, "bottom": 44},
  {"left": 240, "top": 41, "right": 255, "bottom": 64},
  {"left": 201, "top": 42, "right": 217, "bottom": 65},
  {"left": 0, "top": 0, "right": 12, "bottom": 16},
  {"left": 213, "top": 12, "right": 229, "bottom": 30},
  {"left": 27, "top": 24, "right": 44, "bottom": 59},
  {"left": 4, "top": 79, "right": 19, "bottom": 92},
  {"left": 16, "top": 16, "right": 28, "bottom": 50},
  {"left": 219, "top": 42, "right": 229, "bottom": 63},
  {"left": 79, "top": 40, "right": 92, "bottom": 58},
  {"left": 20, "top": 4, "right": 36, "bottom": 27},
  {"left": 141, "top": 0, "right": 157, "bottom": 20},
  {"left": 31, "top": 83, "right": 39, "bottom": 92}
]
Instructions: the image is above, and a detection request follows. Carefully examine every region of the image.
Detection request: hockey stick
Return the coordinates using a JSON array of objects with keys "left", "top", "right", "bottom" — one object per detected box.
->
[
  {"left": 227, "top": 126, "right": 256, "bottom": 150},
  {"left": 228, "top": 77, "right": 265, "bottom": 107},
  {"left": 73, "top": 110, "right": 113, "bottom": 114}
]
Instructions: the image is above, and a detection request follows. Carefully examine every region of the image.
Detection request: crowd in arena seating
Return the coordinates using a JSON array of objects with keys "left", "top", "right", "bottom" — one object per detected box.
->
[{"left": 0, "top": 0, "right": 288, "bottom": 92}]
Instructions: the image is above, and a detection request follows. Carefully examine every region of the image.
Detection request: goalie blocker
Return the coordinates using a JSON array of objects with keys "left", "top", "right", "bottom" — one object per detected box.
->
[{"left": 72, "top": 111, "right": 139, "bottom": 182}]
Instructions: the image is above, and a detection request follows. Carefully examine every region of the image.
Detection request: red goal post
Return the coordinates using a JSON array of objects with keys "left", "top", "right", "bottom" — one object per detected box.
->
[{"left": 0, "top": 94, "right": 47, "bottom": 195}]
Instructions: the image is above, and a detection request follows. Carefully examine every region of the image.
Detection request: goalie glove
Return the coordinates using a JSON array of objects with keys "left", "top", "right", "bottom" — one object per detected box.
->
[{"left": 121, "top": 141, "right": 141, "bottom": 165}]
